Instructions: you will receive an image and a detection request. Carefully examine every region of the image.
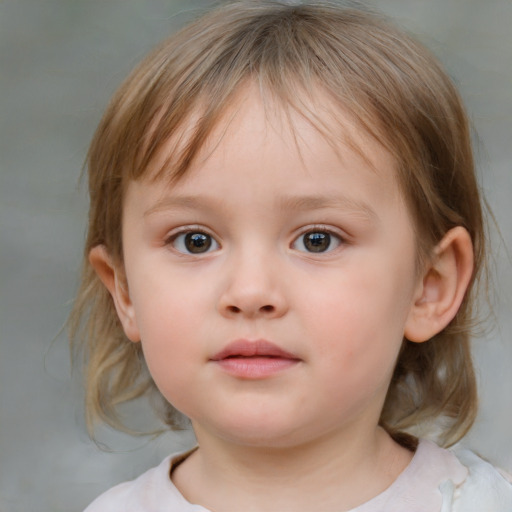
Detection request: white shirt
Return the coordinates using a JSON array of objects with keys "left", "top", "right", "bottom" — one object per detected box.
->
[{"left": 84, "top": 439, "right": 512, "bottom": 511}]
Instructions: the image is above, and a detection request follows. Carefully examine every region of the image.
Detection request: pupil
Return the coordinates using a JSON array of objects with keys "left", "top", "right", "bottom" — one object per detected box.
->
[
  {"left": 185, "top": 233, "right": 211, "bottom": 253},
  {"left": 304, "top": 232, "right": 330, "bottom": 252}
]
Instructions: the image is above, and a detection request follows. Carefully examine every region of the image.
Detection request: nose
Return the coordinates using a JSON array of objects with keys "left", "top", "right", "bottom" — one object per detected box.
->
[{"left": 217, "top": 251, "right": 288, "bottom": 320}]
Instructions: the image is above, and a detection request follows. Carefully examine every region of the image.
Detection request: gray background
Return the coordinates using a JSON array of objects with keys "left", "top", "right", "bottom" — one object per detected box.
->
[{"left": 1, "top": 1, "right": 511, "bottom": 511}]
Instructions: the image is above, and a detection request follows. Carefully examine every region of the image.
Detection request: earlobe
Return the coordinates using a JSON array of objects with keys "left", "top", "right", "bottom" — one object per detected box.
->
[
  {"left": 89, "top": 245, "right": 141, "bottom": 342},
  {"left": 404, "top": 226, "right": 474, "bottom": 343}
]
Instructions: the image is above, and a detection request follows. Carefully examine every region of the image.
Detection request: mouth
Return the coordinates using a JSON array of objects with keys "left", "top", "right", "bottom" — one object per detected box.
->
[{"left": 210, "top": 339, "right": 301, "bottom": 379}]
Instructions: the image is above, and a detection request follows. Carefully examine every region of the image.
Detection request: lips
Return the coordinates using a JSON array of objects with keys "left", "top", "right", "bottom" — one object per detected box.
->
[
  {"left": 211, "top": 339, "right": 298, "bottom": 361},
  {"left": 210, "top": 339, "right": 301, "bottom": 379}
]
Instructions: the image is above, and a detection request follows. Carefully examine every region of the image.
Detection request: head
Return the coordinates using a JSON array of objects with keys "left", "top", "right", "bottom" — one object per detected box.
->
[{"left": 70, "top": 0, "right": 484, "bottom": 447}]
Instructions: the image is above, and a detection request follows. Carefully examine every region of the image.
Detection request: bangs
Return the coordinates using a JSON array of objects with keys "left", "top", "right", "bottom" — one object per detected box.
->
[{"left": 112, "top": 2, "right": 407, "bottom": 186}]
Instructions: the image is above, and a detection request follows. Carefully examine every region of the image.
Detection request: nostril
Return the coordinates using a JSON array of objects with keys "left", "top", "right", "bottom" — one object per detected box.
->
[{"left": 223, "top": 303, "right": 278, "bottom": 316}]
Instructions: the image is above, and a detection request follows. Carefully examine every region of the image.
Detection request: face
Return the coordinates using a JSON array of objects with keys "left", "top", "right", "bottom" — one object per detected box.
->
[{"left": 114, "top": 88, "right": 423, "bottom": 449}]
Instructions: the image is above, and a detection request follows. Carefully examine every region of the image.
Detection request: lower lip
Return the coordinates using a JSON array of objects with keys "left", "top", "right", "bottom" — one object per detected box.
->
[{"left": 213, "top": 357, "right": 299, "bottom": 379}]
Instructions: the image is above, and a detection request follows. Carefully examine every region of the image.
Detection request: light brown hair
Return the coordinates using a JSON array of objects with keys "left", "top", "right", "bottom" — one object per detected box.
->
[{"left": 69, "top": 0, "right": 484, "bottom": 447}]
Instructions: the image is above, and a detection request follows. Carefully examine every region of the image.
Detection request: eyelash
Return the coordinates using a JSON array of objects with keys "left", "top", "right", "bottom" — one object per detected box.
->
[
  {"left": 292, "top": 226, "right": 345, "bottom": 254},
  {"left": 165, "top": 225, "right": 346, "bottom": 255},
  {"left": 166, "top": 226, "right": 219, "bottom": 255}
]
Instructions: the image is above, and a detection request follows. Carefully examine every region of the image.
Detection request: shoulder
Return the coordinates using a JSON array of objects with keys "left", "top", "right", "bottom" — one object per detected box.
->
[
  {"left": 83, "top": 449, "right": 204, "bottom": 512},
  {"left": 83, "top": 455, "right": 174, "bottom": 512},
  {"left": 444, "top": 445, "right": 512, "bottom": 512},
  {"left": 366, "top": 439, "right": 512, "bottom": 512}
]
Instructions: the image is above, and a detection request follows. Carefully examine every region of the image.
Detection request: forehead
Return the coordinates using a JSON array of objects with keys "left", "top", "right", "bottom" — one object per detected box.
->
[
  {"left": 142, "top": 83, "right": 397, "bottom": 189},
  {"left": 128, "top": 85, "right": 405, "bottom": 221}
]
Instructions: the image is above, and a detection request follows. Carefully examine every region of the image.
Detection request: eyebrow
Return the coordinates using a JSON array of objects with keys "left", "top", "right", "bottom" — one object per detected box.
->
[
  {"left": 277, "top": 195, "right": 377, "bottom": 221},
  {"left": 144, "top": 195, "right": 218, "bottom": 217},
  {"left": 144, "top": 194, "right": 377, "bottom": 222}
]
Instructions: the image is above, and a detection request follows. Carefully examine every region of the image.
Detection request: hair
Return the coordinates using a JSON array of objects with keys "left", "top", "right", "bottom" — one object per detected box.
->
[{"left": 69, "top": 0, "right": 485, "bottom": 447}]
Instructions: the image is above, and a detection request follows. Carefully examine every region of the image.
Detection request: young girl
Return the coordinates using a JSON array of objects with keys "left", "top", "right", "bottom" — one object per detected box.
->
[{"left": 70, "top": 1, "right": 512, "bottom": 510}]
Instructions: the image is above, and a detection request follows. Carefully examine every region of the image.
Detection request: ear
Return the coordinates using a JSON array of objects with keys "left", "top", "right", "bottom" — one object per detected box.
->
[
  {"left": 89, "top": 245, "right": 140, "bottom": 342},
  {"left": 404, "top": 226, "right": 474, "bottom": 343}
]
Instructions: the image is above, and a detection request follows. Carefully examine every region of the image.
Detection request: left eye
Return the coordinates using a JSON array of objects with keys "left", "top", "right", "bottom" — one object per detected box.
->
[
  {"left": 292, "top": 230, "right": 342, "bottom": 253},
  {"left": 170, "top": 231, "right": 220, "bottom": 254}
]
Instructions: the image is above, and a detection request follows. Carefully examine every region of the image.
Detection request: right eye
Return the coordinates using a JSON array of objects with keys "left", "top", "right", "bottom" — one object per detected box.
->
[{"left": 169, "top": 231, "right": 220, "bottom": 255}]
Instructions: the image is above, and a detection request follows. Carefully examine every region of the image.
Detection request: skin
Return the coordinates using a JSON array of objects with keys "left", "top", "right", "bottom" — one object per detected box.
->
[{"left": 91, "top": 86, "right": 474, "bottom": 511}]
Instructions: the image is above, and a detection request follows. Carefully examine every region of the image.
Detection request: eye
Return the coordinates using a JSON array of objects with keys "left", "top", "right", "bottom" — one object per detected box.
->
[
  {"left": 169, "top": 231, "right": 220, "bottom": 254},
  {"left": 292, "top": 229, "right": 342, "bottom": 253}
]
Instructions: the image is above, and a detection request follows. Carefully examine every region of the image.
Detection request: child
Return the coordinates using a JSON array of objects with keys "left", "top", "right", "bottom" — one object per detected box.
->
[{"left": 70, "top": 1, "right": 512, "bottom": 510}]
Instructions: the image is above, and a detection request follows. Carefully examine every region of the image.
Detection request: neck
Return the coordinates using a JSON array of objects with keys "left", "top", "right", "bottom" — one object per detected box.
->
[{"left": 172, "top": 426, "right": 413, "bottom": 512}]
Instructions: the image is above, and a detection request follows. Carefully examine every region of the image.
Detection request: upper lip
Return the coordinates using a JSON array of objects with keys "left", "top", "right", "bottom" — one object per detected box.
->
[{"left": 210, "top": 339, "right": 300, "bottom": 361}]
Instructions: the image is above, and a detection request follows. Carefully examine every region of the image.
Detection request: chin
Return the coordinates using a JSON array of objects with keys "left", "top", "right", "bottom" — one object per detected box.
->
[{"left": 203, "top": 415, "right": 326, "bottom": 450}]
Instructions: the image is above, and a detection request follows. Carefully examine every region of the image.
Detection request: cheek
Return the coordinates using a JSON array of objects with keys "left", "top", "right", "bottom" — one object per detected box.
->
[
  {"left": 137, "top": 312, "right": 202, "bottom": 415},
  {"left": 130, "top": 264, "right": 210, "bottom": 336},
  {"left": 128, "top": 279, "right": 206, "bottom": 393},
  {"left": 301, "top": 260, "right": 412, "bottom": 375},
  {"left": 304, "top": 269, "right": 405, "bottom": 337}
]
